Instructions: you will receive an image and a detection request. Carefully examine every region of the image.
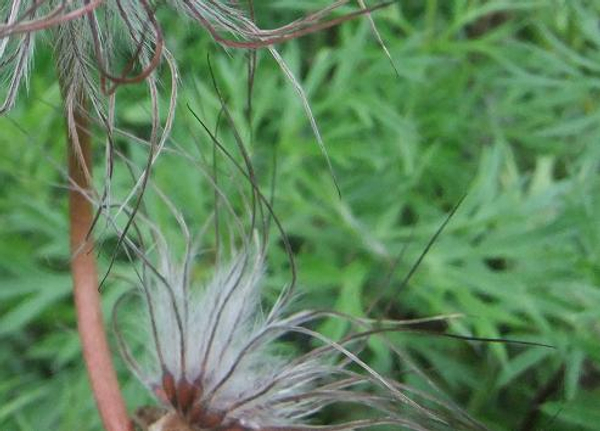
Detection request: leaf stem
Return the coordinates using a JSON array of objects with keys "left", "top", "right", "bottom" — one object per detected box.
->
[{"left": 68, "top": 98, "right": 133, "bottom": 431}]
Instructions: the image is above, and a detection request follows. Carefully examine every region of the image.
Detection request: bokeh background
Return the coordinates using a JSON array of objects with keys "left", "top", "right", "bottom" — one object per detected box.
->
[{"left": 1, "top": 1, "right": 599, "bottom": 430}]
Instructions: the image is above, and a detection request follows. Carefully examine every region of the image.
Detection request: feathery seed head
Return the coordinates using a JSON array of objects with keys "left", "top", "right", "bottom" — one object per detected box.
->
[
  {"left": 117, "top": 236, "right": 485, "bottom": 431},
  {"left": 111, "top": 190, "right": 485, "bottom": 431},
  {"left": 1, "top": 1, "right": 386, "bottom": 113},
  {"left": 104, "top": 57, "right": 480, "bottom": 431},
  {"left": 2, "top": 1, "right": 392, "bottom": 211}
]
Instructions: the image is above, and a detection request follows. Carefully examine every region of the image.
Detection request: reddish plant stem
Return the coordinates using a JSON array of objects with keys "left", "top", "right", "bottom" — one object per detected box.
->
[{"left": 68, "top": 102, "right": 133, "bottom": 431}]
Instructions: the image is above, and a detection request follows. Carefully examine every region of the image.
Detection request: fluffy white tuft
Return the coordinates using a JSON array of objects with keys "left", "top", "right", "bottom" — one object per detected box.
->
[{"left": 114, "top": 235, "right": 487, "bottom": 430}]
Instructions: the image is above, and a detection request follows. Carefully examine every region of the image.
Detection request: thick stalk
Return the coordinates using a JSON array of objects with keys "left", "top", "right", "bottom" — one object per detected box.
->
[{"left": 68, "top": 102, "right": 133, "bottom": 431}]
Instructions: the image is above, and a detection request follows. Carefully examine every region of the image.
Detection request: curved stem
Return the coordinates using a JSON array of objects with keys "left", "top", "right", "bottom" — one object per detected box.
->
[{"left": 68, "top": 100, "right": 133, "bottom": 431}]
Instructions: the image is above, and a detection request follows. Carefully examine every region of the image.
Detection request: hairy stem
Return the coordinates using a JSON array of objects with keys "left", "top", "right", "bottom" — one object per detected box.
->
[{"left": 68, "top": 100, "right": 133, "bottom": 431}]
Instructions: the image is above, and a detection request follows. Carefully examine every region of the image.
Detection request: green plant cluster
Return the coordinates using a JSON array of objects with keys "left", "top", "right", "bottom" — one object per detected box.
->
[{"left": 1, "top": 1, "right": 599, "bottom": 430}]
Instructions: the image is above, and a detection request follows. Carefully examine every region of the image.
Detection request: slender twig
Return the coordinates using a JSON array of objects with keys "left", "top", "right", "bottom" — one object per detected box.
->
[{"left": 67, "top": 95, "right": 133, "bottom": 431}]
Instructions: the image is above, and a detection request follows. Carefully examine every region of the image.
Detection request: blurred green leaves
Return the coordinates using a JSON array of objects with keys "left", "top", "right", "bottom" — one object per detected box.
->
[{"left": 1, "top": 1, "right": 599, "bottom": 430}]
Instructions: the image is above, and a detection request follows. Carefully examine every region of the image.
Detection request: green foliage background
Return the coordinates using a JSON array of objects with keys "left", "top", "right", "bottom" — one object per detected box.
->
[{"left": 1, "top": 1, "right": 599, "bottom": 430}]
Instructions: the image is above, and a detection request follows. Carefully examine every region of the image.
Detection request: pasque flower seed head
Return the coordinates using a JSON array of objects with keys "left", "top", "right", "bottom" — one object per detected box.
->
[
  {"left": 0, "top": 1, "right": 387, "bottom": 138},
  {"left": 108, "top": 142, "right": 486, "bottom": 431},
  {"left": 1, "top": 1, "right": 391, "bottom": 207}
]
